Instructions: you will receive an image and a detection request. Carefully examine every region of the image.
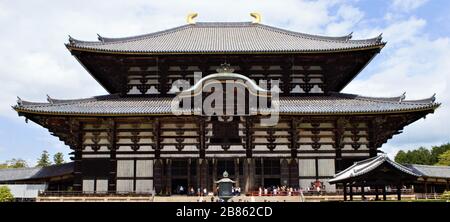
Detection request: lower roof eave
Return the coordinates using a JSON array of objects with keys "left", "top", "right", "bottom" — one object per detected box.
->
[{"left": 14, "top": 107, "right": 438, "bottom": 117}]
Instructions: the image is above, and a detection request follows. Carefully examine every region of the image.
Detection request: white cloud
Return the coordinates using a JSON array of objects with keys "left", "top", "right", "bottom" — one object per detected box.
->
[
  {"left": 325, "top": 4, "right": 365, "bottom": 36},
  {"left": 392, "top": 0, "right": 429, "bottom": 12},
  {"left": 344, "top": 15, "right": 450, "bottom": 157}
]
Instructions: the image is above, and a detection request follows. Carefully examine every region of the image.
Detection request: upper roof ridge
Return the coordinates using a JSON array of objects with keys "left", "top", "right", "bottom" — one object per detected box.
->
[{"left": 67, "top": 21, "right": 385, "bottom": 53}]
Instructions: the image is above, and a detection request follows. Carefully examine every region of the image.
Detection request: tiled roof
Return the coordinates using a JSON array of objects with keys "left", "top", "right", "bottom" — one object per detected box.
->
[
  {"left": 406, "top": 164, "right": 450, "bottom": 179},
  {"left": 329, "top": 154, "right": 420, "bottom": 184},
  {"left": 0, "top": 163, "right": 73, "bottom": 182},
  {"left": 14, "top": 93, "right": 438, "bottom": 116},
  {"left": 66, "top": 22, "right": 385, "bottom": 54}
]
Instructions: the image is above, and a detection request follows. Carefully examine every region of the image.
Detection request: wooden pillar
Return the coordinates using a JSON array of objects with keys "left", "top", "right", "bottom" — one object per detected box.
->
[
  {"left": 73, "top": 147, "right": 83, "bottom": 192},
  {"left": 288, "top": 159, "right": 299, "bottom": 188},
  {"left": 446, "top": 180, "right": 449, "bottom": 191},
  {"left": 235, "top": 158, "right": 240, "bottom": 188},
  {"left": 280, "top": 159, "right": 289, "bottom": 187},
  {"left": 158, "top": 63, "right": 168, "bottom": 95},
  {"left": 153, "top": 119, "right": 161, "bottom": 159},
  {"left": 397, "top": 184, "right": 402, "bottom": 201},
  {"left": 73, "top": 125, "right": 83, "bottom": 192},
  {"left": 261, "top": 158, "right": 265, "bottom": 187},
  {"left": 243, "top": 158, "right": 252, "bottom": 193},
  {"left": 198, "top": 118, "right": 206, "bottom": 159},
  {"left": 245, "top": 117, "right": 253, "bottom": 158},
  {"left": 166, "top": 159, "right": 172, "bottom": 195},
  {"left": 375, "top": 186, "right": 379, "bottom": 201},
  {"left": 212, "top": 158, "right": 217, "bottom": 194},
  {"left": 153, "top": 159, "right": 162, "bottom": 194},
  {"left": 382, "top": 186, "right": 387, "bottom": 201},
  {"left": 290, "top": 118, "right": 298, "bottom": 158},
  {"left": 361, "top": 185, "right": 365, "bottom": 200},
  {"left": 108, "top": 120, "right": 117, "bottom": 193},
  {"left": 369, "top": 148, "right": 377, "bottom": 157},
  {"left": 424, "top": 180, "right": 428, "bottom": 195},
  {"left": 196, "top": 159, "right": 201, "bottom": 191},
  {"left": 281, "top": 63, "right": 292, "bottom": 95},
  {"left": 187, "top": 158, "right": 191, "bottom": 189},
  {"left": 349, "top": 185, "right": 353, "bottom": 201},
  {"left": 343, "top": 183, "right": 347, "bottom": 201}
]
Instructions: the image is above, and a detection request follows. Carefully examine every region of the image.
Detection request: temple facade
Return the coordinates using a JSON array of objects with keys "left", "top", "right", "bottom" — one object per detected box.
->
[{"left": 14, "top": 14, "right": 439, "bottom": 195}]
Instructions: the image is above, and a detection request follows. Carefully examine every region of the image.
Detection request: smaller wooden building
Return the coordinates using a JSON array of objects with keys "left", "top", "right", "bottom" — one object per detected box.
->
[
  {"left": 0, "top": 163, "right": 73, "bottom": 200},
  {"left": 407, "top": 164, "right": 450, "bottom": 194},
  {"left": 329, "top": 154, "right": 419, "bottom": 200},
  {"left": 329, "top": 155, "right": 450, "bottom": 201}
]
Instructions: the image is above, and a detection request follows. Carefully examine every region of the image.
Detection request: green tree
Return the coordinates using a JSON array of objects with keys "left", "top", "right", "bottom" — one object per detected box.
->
[
  {"left": 394, "top": 147, "right": 433, "bottom": 165},
  {"left": 0, "top": 159, "right": 28, "bottom": 169},
  {"left": 431, "top": 143, "right": 450, "bottom": 164},
  {"left": 36, "top": 150, "right": 51, "bottom": 167},
  {"left": 6, "top": 159, "right": 28, "bottom": 168},
  {"left": 408, "top": 147, "right": 433, "bottom": 165},
  {"left": 436, "top": 150, "right": 450, "bottom": 166},
  {"left": 0, "top": 163, "right": 7, "bottom": 169},
  {"left": 395, "top": 150, "right": 408, "bottom": 164},
  {"left": 53, "top": 152, "right": 65, "bottom": 165},
  {"left": 0, "top": 186, "right": 14, "bottom": 202}
]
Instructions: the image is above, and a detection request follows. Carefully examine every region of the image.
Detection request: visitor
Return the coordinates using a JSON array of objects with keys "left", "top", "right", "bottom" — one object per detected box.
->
[
  {"left": 203, "top": 187, "right": 208, "bottom": 196},
  {"left": 258, "top": 186, "right": 262, "bottom": 196}
]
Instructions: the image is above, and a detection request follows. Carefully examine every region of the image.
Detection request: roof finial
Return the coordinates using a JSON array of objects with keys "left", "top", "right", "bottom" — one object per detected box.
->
[
  {"left": 399, "top": 92, "right": 406, "bottom": 102},
  {"left": 250, "top": 12, "right": 261, "bottom": 24},
  {"left": 17, "top": 96, "right": 23, "bottom": 106},
  {"left": 68, "top": 35, "right": 75, "bottom": 45},
  {"left": 431, "top": 93, "right": 436, "bottom": 103},
  {"left": 97, "top": 34, "right": 104, "bottom": 42},
  {"left": 187, "top": 12, "right": 198, "bottom": 24},
  {"left": 47, "top": 94, "right": 53, "bottom": 104}
]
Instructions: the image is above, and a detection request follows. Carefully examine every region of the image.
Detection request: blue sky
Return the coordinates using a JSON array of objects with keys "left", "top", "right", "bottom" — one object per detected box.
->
[{"left": 0, "top": 0, "right": 449, "bottom": 164}]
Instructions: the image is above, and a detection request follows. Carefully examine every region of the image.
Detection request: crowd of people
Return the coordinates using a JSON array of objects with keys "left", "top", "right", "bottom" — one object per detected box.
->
[
  {"left": 174, "top": 185, "right": 243, "bottom": 196},
  {"left": 176, "top": 181, "right": 327, "bottom": 197},
  {"left": 257, "top": 185, "right": 301, "bottom": 196}
]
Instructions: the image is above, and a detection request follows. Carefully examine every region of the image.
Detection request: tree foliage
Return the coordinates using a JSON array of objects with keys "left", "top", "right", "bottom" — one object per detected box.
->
[
  {"left": 53, "top": 152, "right": 65, "bottom": 165},
  {"left": 36, "top": 150, "right": 52, "bottom": 167},
  {"left": 436, "top": 150, "right": 450, "bottom": 166},
  {"left": 395, "top": 143, "right": 450, "bottom": 165},
  {"left": 0, "top": 186, "right": 14, "bottom": 202},
  {"left": 431, "top": 143, "right": 450, "bottom": 163},
  {"left": 0, "top": 159, "right": 28, "bottom": 169}
]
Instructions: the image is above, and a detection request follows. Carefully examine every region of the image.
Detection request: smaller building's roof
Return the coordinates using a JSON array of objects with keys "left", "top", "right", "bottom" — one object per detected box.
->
[
  {"left": 66, "top": 22, "right": 385, "bottom": 54},
  {"left": 0, "top": 163, "right": 73, "bottom": 183},
  {"left": 406, "top": 164, "right": 450, "bottom": 179},
  {"left": 329, "top": 154, "right": 420, "bottom": 184},
  {"left": 13, "top": 93, "right": 439, "bottom": 116}
]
